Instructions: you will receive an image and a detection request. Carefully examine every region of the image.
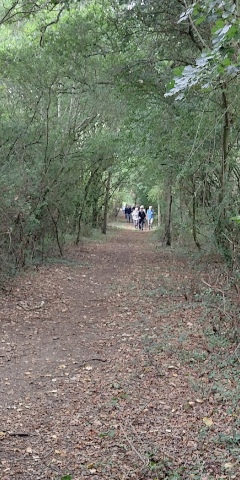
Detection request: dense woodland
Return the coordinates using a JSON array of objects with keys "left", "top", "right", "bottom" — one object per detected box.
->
[
  {"left": 0, "top": 3, "right": 240, "bottom": 479},
  {"left": 0, "top": 0, "right": 240, "bottom": 273}
]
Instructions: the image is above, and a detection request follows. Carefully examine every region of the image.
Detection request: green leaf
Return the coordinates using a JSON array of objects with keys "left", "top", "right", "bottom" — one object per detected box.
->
[
  {"left": 217, "top": 65, "right": 225, "bottom": 74},
  {"left": 230, "top": 216, "right": 240, "bottom": 224},
  {"left": 195, "top": 16, "right": 206, "bottom": 26},
  {"left": 165, "top": 79, "right": 175, "bottom": 92},
  {"left": 221, "top": 57, "right": 232, "bottom": 67},
  {"left": 61, "top": 476, "right": 72, "bottom": 480},
  {"left": 211, "top": 19, "right": 225, "bottom": 34},
  {"left": 226, "top": 24, "right": 238, "bottom": 40},
  {"left": 173, "top": 66, "right": 184, "bottom": 77}
]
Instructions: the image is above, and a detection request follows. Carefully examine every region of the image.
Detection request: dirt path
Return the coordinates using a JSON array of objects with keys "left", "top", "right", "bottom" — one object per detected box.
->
[{"left": 0, "top": 224, "right": 239, "bottom": 479}]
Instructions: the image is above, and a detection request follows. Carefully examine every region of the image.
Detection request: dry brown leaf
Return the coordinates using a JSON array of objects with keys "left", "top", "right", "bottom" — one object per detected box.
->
[{"left": 202, "top": 417, "right": 213, "bottom": 426}]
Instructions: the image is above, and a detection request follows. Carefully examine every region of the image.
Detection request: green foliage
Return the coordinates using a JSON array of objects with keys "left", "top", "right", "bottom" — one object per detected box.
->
[
  {"left": 166, "top": 0, "right": 240, "bottom": 98},
  {"left": 231, "top": 215, "right": 240, "bottom": 224},
  {"left": 0, "top": 0, "right": 239, "bottom": 276},
  {"left": 99, "top": 429, "right": 116, "bottom": 438}
]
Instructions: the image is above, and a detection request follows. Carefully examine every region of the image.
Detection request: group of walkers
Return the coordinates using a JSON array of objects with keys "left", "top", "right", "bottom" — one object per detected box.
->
[{"left": 124, "top": 205, "right": 154, "bottom": 230}]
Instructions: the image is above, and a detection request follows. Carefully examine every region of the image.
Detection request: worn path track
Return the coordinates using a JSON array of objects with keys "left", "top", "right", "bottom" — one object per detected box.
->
[{"left": 0, "top": 223, "right": 239, "bottom": 479}]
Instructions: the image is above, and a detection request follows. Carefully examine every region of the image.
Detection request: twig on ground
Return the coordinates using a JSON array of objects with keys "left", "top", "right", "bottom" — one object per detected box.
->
[
  {"left": 202, "top": 279, "right": 226, "bottom": 312},
  {"left": 119, "top": 423, "right": 149, "bottom": 466},
  {"left": 232, "top": 343, "right": 240, "bottom": 362},
  {"left": 76, "top": 358, "right": 107, "bottom": 366}
]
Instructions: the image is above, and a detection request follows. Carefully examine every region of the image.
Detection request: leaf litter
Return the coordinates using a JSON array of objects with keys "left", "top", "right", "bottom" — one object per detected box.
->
[{"left": 0, "top": 225, "right": 239, "bottom": 479}]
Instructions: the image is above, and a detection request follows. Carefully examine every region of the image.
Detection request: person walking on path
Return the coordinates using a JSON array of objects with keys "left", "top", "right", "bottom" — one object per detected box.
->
[
  {"left": 146, "top": 206, "right": 154, "bottom": 230},
  {"left": 132, "top": 207, "right": 139, "bottom": 229},
  {"left": 138, "top": 205, "right": 146, "bottom": 230},
  {"left": 124, "top": 205, "right": 132, "bottom": 223}
]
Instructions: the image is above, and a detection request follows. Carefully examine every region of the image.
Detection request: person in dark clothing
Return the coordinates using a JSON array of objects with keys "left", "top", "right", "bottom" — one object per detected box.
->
[
  {"left": 124, "top": 205, "right": 128, "bottom": 220},
  {"left": 126, "top": 205, "right": 132, "bottom": 223},
  {"left": 138, "top": 205, "right": 146, "bottom": 230}
]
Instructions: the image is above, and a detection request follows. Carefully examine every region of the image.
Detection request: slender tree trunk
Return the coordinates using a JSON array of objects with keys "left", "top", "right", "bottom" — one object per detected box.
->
[
  {"left": 192, "top": 189, "right": 201, "bottom": 250},
  {"left": 220, "top": 85, "right": 230, "bottom": 210},
  {"left": 179, "top": 186, "right": 184, "bottom": 223},
  {"left": 162, "top": 179, "right": 172, "bottom": 246},
  {"left": 215, "top": 84, "right": 230, "bottom": 247},
  {"left": 47, "top": 207, "right": 63, "bottom": 256},
  {"left": 92, "top": 203, "right": 99, "bottom": 228},
  {"left": 91, "top": 173, "right": 102, "bottom": 227},
  {"left": 101, "top": 172, "right": 111, "bottom": 234},
  {"left": 157, "top": 187, "right": 161, "bottom": 227}
]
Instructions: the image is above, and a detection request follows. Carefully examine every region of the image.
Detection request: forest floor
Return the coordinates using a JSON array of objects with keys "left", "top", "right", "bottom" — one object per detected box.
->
[{"left": 0, "top": 218, "right": 239, "bottom": 480}]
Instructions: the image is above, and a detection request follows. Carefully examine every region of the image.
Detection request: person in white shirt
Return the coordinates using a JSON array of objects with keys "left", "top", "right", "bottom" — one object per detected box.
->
[{"left": 132, "top": 207, "right": 139, "bottom": 229}]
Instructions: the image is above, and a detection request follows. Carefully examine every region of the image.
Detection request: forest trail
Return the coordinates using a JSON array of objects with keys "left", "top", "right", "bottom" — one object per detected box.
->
[{"left": 0, "top": 221, "right": 239, "bottom": 480}]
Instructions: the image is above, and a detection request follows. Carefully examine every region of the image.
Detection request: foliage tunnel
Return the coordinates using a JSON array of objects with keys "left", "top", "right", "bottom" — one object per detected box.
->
[{"left": 0, "top": 0, "right": 240, "bottom": 276}]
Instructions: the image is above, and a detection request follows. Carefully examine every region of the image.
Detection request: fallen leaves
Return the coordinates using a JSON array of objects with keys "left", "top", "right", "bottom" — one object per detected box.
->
[
  {"left": 18, "top": 300, "right": 45, "bottom": 311},
  {"left": 0, "top": 228, "right": 238, "bottom": 479},
  {"left": 202, "top": 417, "right": 213, "bottom": 427},
  {"left": 224, "top": 462, "right": 234, "bottom": 470}
]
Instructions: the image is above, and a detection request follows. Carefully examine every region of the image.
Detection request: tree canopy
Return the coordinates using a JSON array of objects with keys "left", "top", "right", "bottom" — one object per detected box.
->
[{"left": 0, "top": 0, "right": 239, "bottom": 274}]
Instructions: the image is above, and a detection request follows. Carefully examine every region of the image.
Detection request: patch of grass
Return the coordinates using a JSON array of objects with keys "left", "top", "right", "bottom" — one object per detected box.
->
[
  {"left": 144, "top": 287, "right": 168, "bottom": 297},
  {"left": 47, "top": 257, "right": 90, "bottom": 267},
  {"left": 188, "top": 376, "right": 213, "bottom": 397},
  {"left": 216, "top": 431, "right": 240, "bottom": 452},
  {"left": 144, "top": 286, "right": 183, "bottom": 298},
  {"left": 78, "top": 224, "right": 118, "bottom": 244},
  {"left": 142, "top": 450, "right": 179, "bottom": 479},
  {"left": 177, "top": 331, "right": 190, "bottom": 343},
  {"left": 156, "top": 302, "right": 188, "bottom": 316},
  {"left": 205, "top": 330, "right": 231, "bottom": 349},
  {"left": 178, "top": 349, "right": 207, "bottom": 364}
]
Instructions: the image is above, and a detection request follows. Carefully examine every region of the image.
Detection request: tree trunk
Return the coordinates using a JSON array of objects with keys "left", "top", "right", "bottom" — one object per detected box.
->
[
  {"left": 162, "top": 180, "right": 172, "bottom": 246},
  {"left": 92, "top": 203, "right": 99, "bottom": 228},
  {"left": 101, "top": 172, "right": 111, "bottom": 234},
  {"left": 192, "top": 189, "right": 201, "bottom": 250},
  {"left": 220, "top": 85, "right": 230, "bottom": 210},
  {"left": 215, "top": 84, "right": 230, "bottom": 248},
  {"left": 91, "top": 173, "right": 102, "bottom": 227},
  {"left": 157, "top": 187, "right": 161, "bottom": 227},
  {"left": 179, "top": 186, "right": 184, "bottom": 223},
  {"left": 75, "top": 166, "right": 100, "bottom": 245}
]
